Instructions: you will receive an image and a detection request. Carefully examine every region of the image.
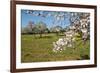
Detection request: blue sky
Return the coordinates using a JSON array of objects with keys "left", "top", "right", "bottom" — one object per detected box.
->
[{"left": 21, "top": 10, "right": 70, "bottom": 29}]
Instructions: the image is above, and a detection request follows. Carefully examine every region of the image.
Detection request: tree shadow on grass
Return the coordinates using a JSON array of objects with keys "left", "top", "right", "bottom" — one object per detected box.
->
[
  {"left": 34, "top": 35, "right": 53, "bottom": 39},
  {"left": 80, "top": 55, "right": 90, "bottom": 60},
  {"left": 76, "top": 54, "right": 90, "bottom": 60}
]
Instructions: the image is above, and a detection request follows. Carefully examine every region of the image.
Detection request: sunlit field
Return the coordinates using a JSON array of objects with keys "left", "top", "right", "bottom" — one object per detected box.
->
[
  {"left": 21, "top": 10, "right": 90, "bottom": 63},
  {"left": 21, "top": 33, "right": 90, "bottom": 63}
]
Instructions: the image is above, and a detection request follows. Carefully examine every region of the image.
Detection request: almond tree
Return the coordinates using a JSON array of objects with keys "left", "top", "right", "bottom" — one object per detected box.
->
[{"left": 35, "top": 21, "right": 47, "bottom": 37}]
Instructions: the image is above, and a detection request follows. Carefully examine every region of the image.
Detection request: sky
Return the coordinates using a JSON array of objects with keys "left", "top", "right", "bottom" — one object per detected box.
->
[{"left": 21, "top": 10, "right": 71, "bottom": 29}]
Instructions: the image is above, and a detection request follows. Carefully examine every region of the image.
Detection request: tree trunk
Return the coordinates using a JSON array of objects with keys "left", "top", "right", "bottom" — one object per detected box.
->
[{"left": 40, "top": 31, "right": 42, "bottom": 38}]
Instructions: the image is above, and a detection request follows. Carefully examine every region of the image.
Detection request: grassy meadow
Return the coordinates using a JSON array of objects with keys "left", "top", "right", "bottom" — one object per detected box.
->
[{"left": 21, "top": 33, "right": 90, "bottom": 63}]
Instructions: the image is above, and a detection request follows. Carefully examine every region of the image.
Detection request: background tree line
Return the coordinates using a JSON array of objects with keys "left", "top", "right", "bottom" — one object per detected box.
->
[{"left": 21, "top": 21, "right": 65, "bottom": 37}]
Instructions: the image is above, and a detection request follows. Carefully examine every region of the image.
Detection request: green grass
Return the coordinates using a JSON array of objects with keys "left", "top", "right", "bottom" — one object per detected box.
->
[{"left": 21, "top": 33, "right": 90, "bottom": 63}]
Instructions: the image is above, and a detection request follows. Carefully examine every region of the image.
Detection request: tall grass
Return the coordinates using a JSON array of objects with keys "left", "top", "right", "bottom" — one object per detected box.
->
[{"left": 21, "top": 33, "right": 90, "bottom": 63}]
